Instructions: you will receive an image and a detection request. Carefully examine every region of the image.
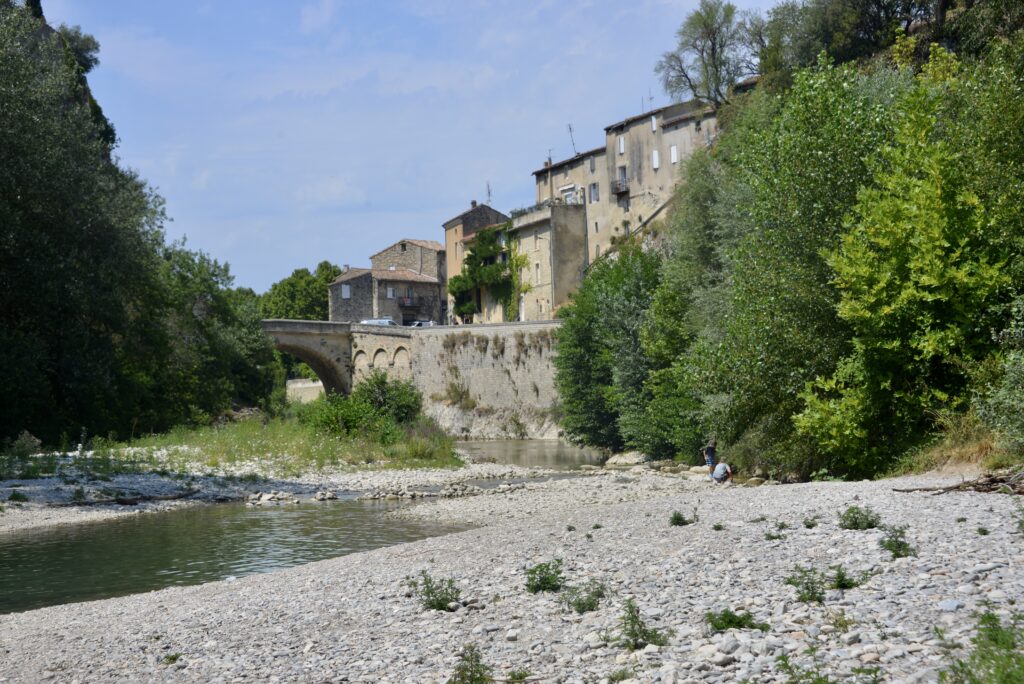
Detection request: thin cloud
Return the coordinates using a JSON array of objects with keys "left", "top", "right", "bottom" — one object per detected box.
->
[{"left": 300, "top": 0, "right": 339, "bottom": 33}]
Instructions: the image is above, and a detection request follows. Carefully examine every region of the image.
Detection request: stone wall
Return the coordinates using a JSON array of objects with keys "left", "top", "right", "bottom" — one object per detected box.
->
[{"left": 409, "top": 321, "right": 561, "bottom": 439}]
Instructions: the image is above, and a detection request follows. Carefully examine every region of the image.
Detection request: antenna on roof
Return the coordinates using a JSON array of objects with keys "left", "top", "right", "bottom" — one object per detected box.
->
[
  {"left": 567, "top": 124, "right": 577, "bottom": 155},
  {"left": 648, "top": 89, "right": 654, "bottom": 112},
  {"left": 486, "top": 181, "right": 492, "bottom": 205}
]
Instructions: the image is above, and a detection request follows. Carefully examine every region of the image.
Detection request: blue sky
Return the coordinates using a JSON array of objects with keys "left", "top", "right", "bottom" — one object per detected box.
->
[{"left": 43, "top": 0, "right": 775, "bottom": 292}]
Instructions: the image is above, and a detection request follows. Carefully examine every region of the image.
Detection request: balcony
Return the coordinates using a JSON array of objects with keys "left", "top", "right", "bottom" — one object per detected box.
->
[
  {"left": 611, "top": 178, "right": 630, "bottom": 194},
  {"left": 398, "top": 296, "right": 427, "bottom": 309}
]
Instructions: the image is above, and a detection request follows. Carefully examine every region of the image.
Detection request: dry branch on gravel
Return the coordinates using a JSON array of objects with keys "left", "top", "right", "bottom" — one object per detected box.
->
[{"left": 893, "top": 469, "right": 1024, "bottom": 496}]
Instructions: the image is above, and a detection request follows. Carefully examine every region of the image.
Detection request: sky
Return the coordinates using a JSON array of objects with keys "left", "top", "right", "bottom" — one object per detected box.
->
[{"left": 42, "top": 0, "right": 775, "bottom": 293}]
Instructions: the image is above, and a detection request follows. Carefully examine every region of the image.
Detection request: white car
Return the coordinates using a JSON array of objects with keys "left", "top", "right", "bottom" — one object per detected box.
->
[
  {"left": 408, "top": 320, "right": 437, "bottom": 327},
  {"left": 359, "top": 318, "right": 398, "bottom": 326}
]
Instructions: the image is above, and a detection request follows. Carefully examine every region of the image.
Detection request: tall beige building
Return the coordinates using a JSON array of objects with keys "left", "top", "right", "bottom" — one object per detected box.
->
[{"left": 532, "top": 100, "right": 716, "bottom": 261}]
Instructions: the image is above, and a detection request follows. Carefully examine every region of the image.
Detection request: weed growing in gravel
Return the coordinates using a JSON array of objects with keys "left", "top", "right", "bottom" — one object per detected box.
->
[
  {"left": 785, "top": 566, "right": 826, "bottom": 603},
  {"left": 978, "top": 527, "right": 990, "bottom": 536},
  {"left": 838, "top": 506, "right": 881, "bottom": 530},
  {"left": 938, "top": 610, "right": 1024, "bottom": 683},
  {"left": 705, "top": 609, "right": 769, "bottom": 633},
  {"left": 749, "top": 514, "right": 768, "bottom": 523},
  {"left": 829, "top": 565, "right": 867, "bottom": 590},
  {"left": 161, "top": 653, "right": 182, "bottom": 665},
  {"left": 803, "top": 517, "right": 819, "bottom": 529},
  {"left": 776, "top": 521, "right": 790, "bottom": 530},
  {"left": 1012, "top": 498, "right": 1024, "bottom": 535},
  {"left": 616, "top": 598, "right": 672, "bottom": 651},
  {"left": 608, "top": 667, "right": 636, "bottom": 683},
  {"left": 7, "top": 490, "right": 27, "bottom": 502},
  {"left": 592, "top": 523, "right": 603, "bottom": 529},
  {"left": 525, "top": 559, "right": 563, "bottom": 594},
  {"left": 507, "top": 669, "right": 531, "bottom": 682},
  {"left": 776, "top": 650, "right": 882, "bottom": 683},
  {"left": 670, "top": 507, "right": 698, "bottom": 526},
  {"left": 561, "top": 580, "right": 608, "bottom": 614},
  {"left": 404, "top": 570, "right": 461, "bottom": 611},
  {"left": 585, "top": 533, "right": 593, "bottom": 541},
  {"left": 765, "top": 532, "right": 786, "bottom": 540},
  {"left": 566, "top": 525, "right": 576, "bottom": 532},
  {"left": 956, "top": 516, "right": 968, "bottom": 523},
  {"left": 447, "top": 644, "right": 492, "bottom": 684},
  {"left": 880, "top": 525, "right": 917, "bottom": 559},
  {"left": 71, "top": 486, "right": 86, "bottom": 502},
  {"left": 826, "top": 609, "right": 855, "bottom": 633},
  {"left": 712, "top": 522, "right": 725, "bottom": 531}
]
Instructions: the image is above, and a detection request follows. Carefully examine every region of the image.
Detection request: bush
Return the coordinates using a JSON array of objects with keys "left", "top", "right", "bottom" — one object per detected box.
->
[
  {"left": 617, "top": 598, "right": 672, "bottom": 650},
  {"left": 404, "top": 570, "right": 461, "bottom": 611},
  {"left": 785, "top": 566, "right": 825, "bottom": 603},
  {"left": 829, "top": 565, "right": 866, "bottom": 590},
  {"left": 447, "top": 644, "right": 492, "bottom": 684},
  {"left": 8, "top": 490, "right": 28, "bottom": 502},
  {"left": 561, "top": 580, "right": 607, "bottom": 614},
  {"left": 838, "top": 506, "right": 881, "bottom": 530},
  {"left": 939, "top": 611, "right": 1024, "bottom": 683},
  {"left": 704, "top": 609, "right": 769, "bottom": 633},
  {"left": 525, "top": 559, "right": 563, "bottom": 594},
  {"left": 879, "top": 525, "right": 916, "bottom": 559},
  {"left": 351, "top": 370, "right": 421, "bottom": 424},
  {"left": 670, "top": 509, "right": 697, "bottom": 526}
]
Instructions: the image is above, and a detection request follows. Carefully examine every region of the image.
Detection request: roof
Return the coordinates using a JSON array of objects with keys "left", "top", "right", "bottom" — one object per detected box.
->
[
  {"left": 442, "top": 203, "right": 510, "bottom": 232},
  {"left": 331, "top": 268, "right": 439, "bottom": 285},
  {"left": 532, "top": 145, "right": 606, "bottom": 177},
  {"left": 604, "top": 99, "right": 704, "bottom": 133},
  {"left": 369, "top": 239, "right": 444, "bottom": 259},
  {"left": 662, "top": 105, "right": 714, "bottom": 128}
]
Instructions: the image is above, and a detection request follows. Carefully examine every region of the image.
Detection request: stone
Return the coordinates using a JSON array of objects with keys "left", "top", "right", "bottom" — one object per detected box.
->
[
  {"left": 937, "top": 599, "right": 962, "bottom": 612},
  {"left": 605, "top": 452, "right": 648, "bottom": 467},
  {"left": 505, "top": 629, "right": 519, "bottom": 642}
]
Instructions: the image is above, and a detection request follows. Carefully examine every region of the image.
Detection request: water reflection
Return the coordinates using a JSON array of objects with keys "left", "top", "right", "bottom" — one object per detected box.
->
[{"left": 457, "top": 439, "right": 604, "bottom": 469}]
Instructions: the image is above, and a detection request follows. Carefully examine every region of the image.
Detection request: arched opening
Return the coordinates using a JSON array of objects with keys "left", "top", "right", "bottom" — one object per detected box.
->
[
  {"left": 275, "top": 343, "right": 349, "bottom": 395},
  {"left": 353, "top": 350, "right": 370, "bottom": 382},
  {"left": 392, "top": 346, "right": 411, "bottom": 380},
  {"left": 371, "top": 348, "right": 389, "bottom": 370}
]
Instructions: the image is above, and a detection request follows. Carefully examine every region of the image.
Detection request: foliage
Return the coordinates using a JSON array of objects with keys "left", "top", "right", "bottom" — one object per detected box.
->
[
  {"left": 704, "top": 608, "right": 769, "bottom": 632},
  {"left": 447, "top": 644, "right": 492, "bottom": 684},
  {"left": 939, "top": 611, "right": 1024, "bottom": 684},
  {"left": 828, "top": 564, "right": 866, "bottom": 590},
  {"left": 7, "top": 490, "right": 28, "bottom": 502},
  {"left": 350, "top": 370, "right": 421, "bottom": 425},
  {"left": 879, "top": 524, "right": 916, "bottom": 559},
  {"left": 803, "top": 517, "right": 819, "bottom": 529},
  {"left": 777, "top": 650, "right": 882, "bottom": 683},
  {"left": 838, "top": 506, "right": 881, "bottom": 530},
  {"left": 616, "top": 598, "right": 672, "bottom": 651},
  {"left": 259, "top": 261, "right": 341, "bottom": 322},
  {"left": 561, "top": 580, "right": 608, "bottom": 614},
  {"left": 525, "top": 559, "right": 564, "bottom": 594},
  {"left": 655, "top": 0, "right": 754, "bottom": 110},
  {"left": 608, "top": 668, "right": 636, "bottom": 683},
  {"left": 448, "top": 226, "right": 516, "bottom": 320},
  {"left": 670, "top": 509, "right": 698, "bottom": 526},
  {"left": 404, "top": 570, "right": 462, "bottom": 611},
  {"left": 977, "top": 299, "right": 1024, "bottom": 455},
  {"left": 0, "top": 5, "right": 281, "bottom": 445},
  {"left": 506, "top": 670, "right": 531, "bottom": 683},
  {"left": 554, "top": 244, "right": 661, "bottom": 451},
  {"left": 785, "top": 566, "right": 826, "bottom": 603}
]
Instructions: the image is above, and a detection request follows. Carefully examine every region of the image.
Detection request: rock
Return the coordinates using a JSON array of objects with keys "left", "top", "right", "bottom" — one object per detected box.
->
[
  {"left": 605, "top": 452, "right": 648, "bottom": 467},
  {"left": 506, "top": 629, "right": 520, "bottom": 642},
  {"left": 842, "top": 632, "right": 861, "bottom": 645},
  {"left": 937, "top": 599, "right": 962, "bottom": 612},
  {"left": 743, "top": 478, "right": 765, "bottom": 487}
]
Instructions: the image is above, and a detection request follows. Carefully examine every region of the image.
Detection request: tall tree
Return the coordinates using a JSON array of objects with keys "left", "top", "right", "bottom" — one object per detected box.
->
[
  {"left": 656, "top": 0, "right": 754, "bottom": 111},
  {"left": 260, "top": 260, "right": 341, "bottom": 321}
]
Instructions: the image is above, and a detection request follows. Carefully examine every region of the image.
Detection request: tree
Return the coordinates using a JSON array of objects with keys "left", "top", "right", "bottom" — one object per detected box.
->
[
  {"left": 260, "top": 260, "right": 341, "bottom": 321},
  {"left": 655, "top": 0, "right": 755, "bottom": 111}
]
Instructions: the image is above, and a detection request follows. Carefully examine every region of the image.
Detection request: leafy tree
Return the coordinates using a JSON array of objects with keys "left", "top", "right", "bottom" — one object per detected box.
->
[
  {"left": 447, "top": 226, "right": 514, "bottom": 320},
  {"left": 58, "top": 24, "right": 99, "bottom": 74},
  {"left": 656, "top": 0, "right": 755, "bottom": 111},
  {"left": 260, "top": 260, "right": 340, "bottom": 321}
]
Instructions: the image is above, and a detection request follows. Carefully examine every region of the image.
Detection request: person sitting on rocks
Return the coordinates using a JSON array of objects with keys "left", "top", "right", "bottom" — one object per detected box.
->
[{"left": 711, "top": 462, "right": 733, "bottom": 484}]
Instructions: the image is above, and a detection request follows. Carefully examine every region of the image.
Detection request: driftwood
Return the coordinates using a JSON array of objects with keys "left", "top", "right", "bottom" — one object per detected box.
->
[
  {"left": 48, "top": 488, "right": 200, "bottom": 507},
  {"left": 893, "top": 469, "right": 1024, "bottom": 496}
]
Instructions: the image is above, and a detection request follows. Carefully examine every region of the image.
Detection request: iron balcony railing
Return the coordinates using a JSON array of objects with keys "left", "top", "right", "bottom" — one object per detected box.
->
[{"left": 611, "top": 178, "right": 630, "bottom": 194}]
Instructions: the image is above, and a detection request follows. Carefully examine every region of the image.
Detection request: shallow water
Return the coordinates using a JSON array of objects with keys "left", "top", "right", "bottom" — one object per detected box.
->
[
  {"left": 457, "top": 439, "right": 604, "bottom": 469},
  {"left": 0, "top": 498, "right": 468, "bottom": 614}
]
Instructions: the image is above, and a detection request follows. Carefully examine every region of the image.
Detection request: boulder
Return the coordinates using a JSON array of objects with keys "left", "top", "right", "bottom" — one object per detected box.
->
[{"left": 605, "top": 451, "right": 649, "bottom": 467}]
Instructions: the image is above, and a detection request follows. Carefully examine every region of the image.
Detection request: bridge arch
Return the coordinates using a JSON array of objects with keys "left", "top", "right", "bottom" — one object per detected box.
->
[{"left": 261, "top": 320, "right": 353, "bottom": 395}]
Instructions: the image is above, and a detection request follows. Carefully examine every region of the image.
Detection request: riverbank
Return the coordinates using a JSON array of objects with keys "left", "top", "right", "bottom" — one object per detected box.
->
[{"left": 2, "top": 471, "right": 1021, "bottom": 682}]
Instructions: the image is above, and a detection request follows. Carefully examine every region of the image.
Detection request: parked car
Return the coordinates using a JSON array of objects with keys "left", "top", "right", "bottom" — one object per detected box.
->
[
  {"left": 359, "top": 318, "right": 398, "bottom": 326},
  {"left": 408, "top": 320, "right": 436, "bottom": 327}
]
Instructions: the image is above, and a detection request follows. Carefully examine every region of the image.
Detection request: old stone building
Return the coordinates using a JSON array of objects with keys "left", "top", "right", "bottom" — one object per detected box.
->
[
  {"left": 531, "top": 99, "right": 717, "bottom": 260},
  {"left": 328, "top": 238, "right": 446, "bottom": 325},
  {"left": 507, "top": 204, "right": 587, "bottom": 321},
  {"left": 442, "top": 201, "right": 511, "bottom": 323}
]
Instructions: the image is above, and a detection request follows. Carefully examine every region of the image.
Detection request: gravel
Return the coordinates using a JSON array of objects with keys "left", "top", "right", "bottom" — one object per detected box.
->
[{"left": 1, "top": 471, "right": 1022, "bottom": 683}]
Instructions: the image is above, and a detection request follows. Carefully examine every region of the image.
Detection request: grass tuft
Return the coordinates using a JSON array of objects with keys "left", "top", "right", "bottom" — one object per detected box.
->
[
  {"left": 525, "top": 559, "right": 563, "bottom": 594},
  {"left": 939, "top": 611, "right": 1024, "bottom": 683},
  {"left": 838, "top": 506, "right": 881, "bottom": 530},
  {"left": 705, "top": 608, "right": 769, "bottom": 633}
]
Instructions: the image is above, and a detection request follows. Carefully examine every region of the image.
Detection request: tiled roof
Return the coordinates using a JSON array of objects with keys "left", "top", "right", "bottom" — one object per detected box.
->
[
  {"left": 332, "top": 268, "right": 438, "bottom": 285},
  {"left": 370, "top": 239, "right": 444, "bottom": 258},
  {"left": 532, "top": 146, "right": 606, "bottom": 176}
]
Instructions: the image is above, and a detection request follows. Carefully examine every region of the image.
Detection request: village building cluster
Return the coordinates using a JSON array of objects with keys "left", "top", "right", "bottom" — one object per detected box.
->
[{"left": 328, "top": 98, "right": 723, "bottom": 326}]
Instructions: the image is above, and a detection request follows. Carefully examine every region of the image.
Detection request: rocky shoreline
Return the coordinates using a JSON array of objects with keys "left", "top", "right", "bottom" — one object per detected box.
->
[{"left": 1, "top": 468, "right": 1021, "bottom": 683}]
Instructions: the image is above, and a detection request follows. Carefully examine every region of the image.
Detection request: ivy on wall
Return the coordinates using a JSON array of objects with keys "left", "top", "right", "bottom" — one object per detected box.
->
[{"left": 447, "top": 223, "right": 532, "bottom": 320}]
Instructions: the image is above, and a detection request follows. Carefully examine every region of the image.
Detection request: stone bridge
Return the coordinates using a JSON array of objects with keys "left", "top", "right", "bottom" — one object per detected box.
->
[{"left": 260, "top": 320, "right": 414, "bottom": 394}]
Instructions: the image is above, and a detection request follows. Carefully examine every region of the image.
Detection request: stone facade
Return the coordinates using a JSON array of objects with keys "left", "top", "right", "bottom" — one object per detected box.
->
[
  {"left": 369, "top": 239, "right": 445, "bottom": 282},
  {"left": 509, "top": 204, "right": 587, "bottom": 321},
  {"left": 442, "top": 202, "right": 511, "bottom": 323}
]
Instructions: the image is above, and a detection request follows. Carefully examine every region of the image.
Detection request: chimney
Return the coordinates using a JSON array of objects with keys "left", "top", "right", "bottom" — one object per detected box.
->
[
  {"left": 342, "top": 264, "right": 349, "bottom": 273},
  {"left": 471, "top": 200, "right": 477, "bottom": 208}
]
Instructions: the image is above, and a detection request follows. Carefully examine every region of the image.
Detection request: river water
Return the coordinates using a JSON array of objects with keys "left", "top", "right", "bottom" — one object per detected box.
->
[{"left": 0, "top": 440, "right": 597, "bottom": 614}]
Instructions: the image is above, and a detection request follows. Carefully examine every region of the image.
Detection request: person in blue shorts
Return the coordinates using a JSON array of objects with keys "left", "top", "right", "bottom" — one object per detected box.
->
[
  {"left": 703, "top": 439, "right": 717, "bottom": 479},
  {"left": 712, "top": 462, "right": 733, "bottom": 483}
]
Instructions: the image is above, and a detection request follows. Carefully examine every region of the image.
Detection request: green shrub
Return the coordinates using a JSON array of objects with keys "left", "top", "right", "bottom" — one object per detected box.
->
[
  {"left": 838, "top": 506, "right": 881, "bottom": 530},
  {"left": 592, "top": 523, "right": 603, "bottom": 529},
  {"left": 506, "top": 670, "right": 531, "bottom": 683},
  {"left": 829, "top": 565, "right": 866, "bottom": 590},
  {"left": 71, "top": 486, "right": 86, "bottom": 502},
  {"left": 617, "top": 598, "right": 671, "bottom": 650},
  {"left": 765, "top": 532, "right": 786, "bottom": 540},
  {"left": 351, "top": 370, "right": 422, "bottom": 424},
  {"left": 803, "top": 517, "right": 819, "bottom": 529},
  {"left": 525, "top": 559, "right": 563, "bottom": 594},
  {"left": 443, "top": 382, "right": 477, "bottom": 411},
  {"left": 712, "top": 522, "right": 725, "bottom": 531},
  {"left": 879, "top": 525, "right": 916, "bottom": 559},
  {"left": 785, "top": 566, "right": 826, "bottom": 603},
  {"left": 939, "top": 611, "right": 1024, "bottom": 684},
  {"left": 978, "top": 527, "right": 990, "bottom": 536},
  {"left": 404, "top": 570, "right": 461, "bottom": 611},
  {"left": 608, "top": 667, "right": 636, "bottom": 683},
  {"left": 704, "top": 608, "right": 769, "bottom": 633},
  {"left": 447, "top": 644, "right": 492, "bottom": 684},
  {"left": 8, "top": 490, "right": 28, "bottom": 502},
  {"left": 566, "top": 525, "right": 576, "bottom": 532},
  {"left": 561, "top": 580, "right": 607, "bottom": 614},
  {"left": 776, "top": 521, "right": 790, "bottom": 530},
  {"left": 670, "top": 509, "right": 696, "bottom": 526}
]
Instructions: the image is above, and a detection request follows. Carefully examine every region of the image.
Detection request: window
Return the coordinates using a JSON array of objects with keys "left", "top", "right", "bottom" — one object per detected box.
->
[
  {"left": 589, "top": 156, "right": 596, "bottom": 173},
  {"left": 595, "top": 244, "right": 601, "bottom": 258},
  {"left": 534, "top": 232, "right": 538, "bottom": 249},
  {"left": 618, "top": 135, "right": 625, "bottom": 154},
  {"left": 617, "top": 165, "right": 627, "bottom": 183},
  {"left": 406, "top": 286, "right": 413, "bottom": 298},
  {"left": 594, "top": 221, "right": 599, "bottom": 233},
  {"left": 588, "top": 182, "right": 599, "bottom": 203},
  {"left": 535, "top": 263, "right": 540, "bottom": 280},
  {"left": 341, "top": 284, "right": 351, "bottom": 299},
  {"left": 652, "top": 149, "right": 660, "bottom": 170},
  {"left": 670, "top": 145, "right": 678, "bottom": 164},
  {"left": 386, "top": 286, "right": 396, "bottom": 299},
  {"left": 651, "top": 115, "right": 657, "bottom": 132},
  {"left": 563, "top": 166, "right": 569, "bottom": 178},
  {"left": 399, "top": 242, "right": 407, "bottom": 253}
]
